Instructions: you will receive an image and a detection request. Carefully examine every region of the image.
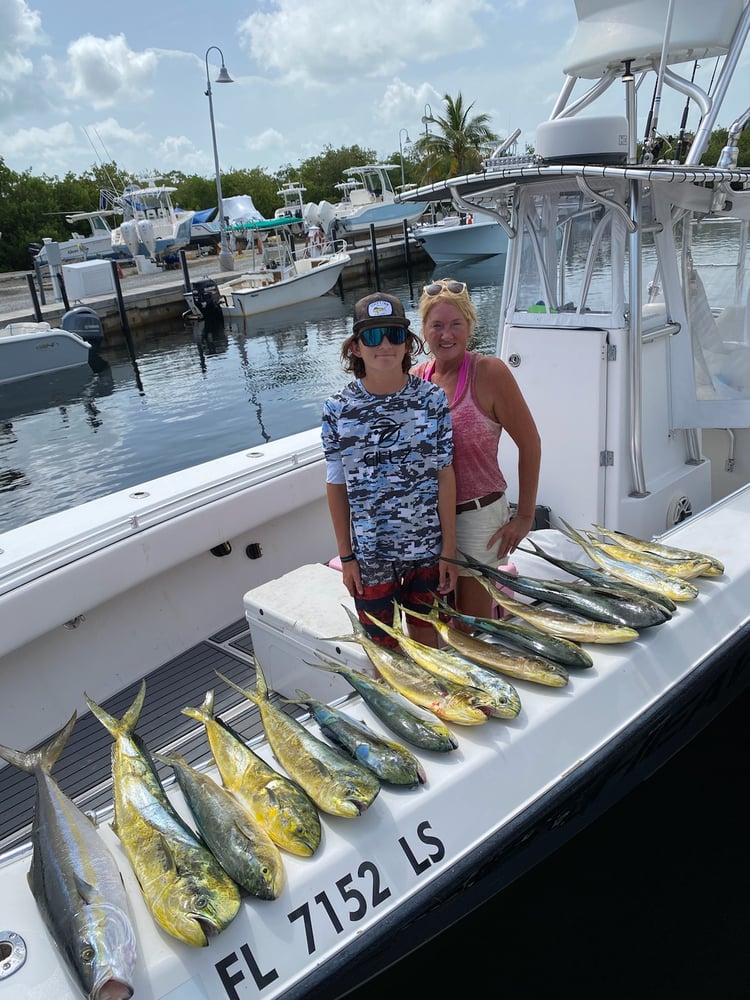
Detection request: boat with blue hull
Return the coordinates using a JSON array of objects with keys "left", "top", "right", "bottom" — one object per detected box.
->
[
  {"left": 304, "top": 164, "right": 430, "bottom": 240},
  {"left": 411, "top": 213, "right": 509, "bottom": 264},
  {"left": 2, "top": 2, "right": 750, "bottom": 997}
]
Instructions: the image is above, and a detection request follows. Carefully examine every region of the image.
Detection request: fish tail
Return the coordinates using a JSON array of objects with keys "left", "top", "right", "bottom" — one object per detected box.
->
[
  {"left": 0, "top": 711, "right": 77, "bottom": 775},
  {"left": 394, "top": 600, "right": 434, "bottom": 625},
  {"left": 216, "top": 669, "right": 261, "bottom": 706},
  {"left": 85, "top": 679, "right": 146, "bottom": 738},
  {"left": 182, "top": 689, "right": 216, "bottom": 724},
  {"left": 253, "top": 658, "right": 270, "bottom": 698},
  {"left": 558, "top": 517, "right": 589, "bottom": 547}
]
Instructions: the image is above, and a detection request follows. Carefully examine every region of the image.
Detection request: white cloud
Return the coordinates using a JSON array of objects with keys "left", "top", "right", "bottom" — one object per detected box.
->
[{"left": 65, "top": 34, "right": 159, "bottom": 109}]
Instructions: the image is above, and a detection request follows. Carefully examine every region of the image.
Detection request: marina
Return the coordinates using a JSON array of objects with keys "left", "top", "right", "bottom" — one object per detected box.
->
[
  {"left": 2, "top": 2, "right": 750, "bottom": 998},
  {"left": 0, "top": 234, "right": 424, "bottom": 337}
]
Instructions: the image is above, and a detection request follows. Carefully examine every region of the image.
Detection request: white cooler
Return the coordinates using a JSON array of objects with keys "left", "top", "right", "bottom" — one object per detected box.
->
[{"left": 243, "top": 563, "right": 374, "bottom": 702}]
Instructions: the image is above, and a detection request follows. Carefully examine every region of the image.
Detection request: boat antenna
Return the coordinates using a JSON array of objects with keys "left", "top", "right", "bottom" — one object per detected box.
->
[
  {"left": 641, "top": 0, "right": 676, "bottom": 164},
  {"left": 82, "top": 127, "right": 125, "bottom": 198},
  {"left": 675, "top": 61, "right": 699, "bottom": 163}
]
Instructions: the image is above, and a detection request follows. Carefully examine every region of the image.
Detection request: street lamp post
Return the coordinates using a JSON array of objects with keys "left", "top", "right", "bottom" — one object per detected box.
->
[
  {"left": 204, "top": 45, "right": 234, "bottom": 272},
  {"left": 421, "top": 102, "right": 433, "bottom": 138},
  {"left": 398, "top": 128, "right": 411, "bottom": 189}
]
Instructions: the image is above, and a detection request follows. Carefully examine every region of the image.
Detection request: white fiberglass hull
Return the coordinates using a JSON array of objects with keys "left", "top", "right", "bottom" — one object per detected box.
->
[
  {"left": 219, "top": 255, "right": 349, "bottom": 318},
  {"left": 0, "top": 429, "right": 748, "bottom": 998},
  {"left": 412, "top": 217, "right": 509, "bottom": 263},
  {"left": 0, "top": 326, "right": 93, "bottom": 384}
]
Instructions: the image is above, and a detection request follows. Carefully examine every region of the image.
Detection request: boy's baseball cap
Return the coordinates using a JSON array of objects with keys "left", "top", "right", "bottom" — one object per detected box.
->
[{"left": 353, "top": 292, "right": 410, "bottom": 333}]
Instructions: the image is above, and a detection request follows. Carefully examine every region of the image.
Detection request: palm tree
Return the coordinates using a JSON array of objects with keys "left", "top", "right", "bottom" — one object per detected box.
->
[{"left": 415, "top": 92, "right": 499, "bottom": 182}]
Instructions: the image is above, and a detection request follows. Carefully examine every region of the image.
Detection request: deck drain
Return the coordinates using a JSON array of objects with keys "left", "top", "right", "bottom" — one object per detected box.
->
[{"left": 0, "top": 931, "right": 26, "bottom": 979}]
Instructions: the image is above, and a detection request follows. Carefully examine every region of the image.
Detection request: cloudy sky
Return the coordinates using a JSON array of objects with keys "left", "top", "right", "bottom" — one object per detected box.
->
[{"left": 2, "top": 0, "right": 750, "bottom": 195}]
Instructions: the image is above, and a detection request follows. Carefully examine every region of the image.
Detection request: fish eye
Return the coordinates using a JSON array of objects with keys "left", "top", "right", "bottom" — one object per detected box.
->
[{"left": 80, "top": 943, "right": 95, "bottom": 964}]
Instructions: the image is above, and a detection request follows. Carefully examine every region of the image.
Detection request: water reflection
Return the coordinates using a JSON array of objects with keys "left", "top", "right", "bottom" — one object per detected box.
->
[{"left": 0, "top": 364, "right": 115, "bottom": 424}]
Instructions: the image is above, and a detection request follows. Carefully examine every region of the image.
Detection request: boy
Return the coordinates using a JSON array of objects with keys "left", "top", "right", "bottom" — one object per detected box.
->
[{"left": 321, "top": 291, "right": 457, "bottom": 648}]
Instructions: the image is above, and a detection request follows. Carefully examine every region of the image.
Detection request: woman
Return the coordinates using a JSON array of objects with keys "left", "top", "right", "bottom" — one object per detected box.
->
[{"left": 412, "top": 277, "right": 541, "bottom": 621}]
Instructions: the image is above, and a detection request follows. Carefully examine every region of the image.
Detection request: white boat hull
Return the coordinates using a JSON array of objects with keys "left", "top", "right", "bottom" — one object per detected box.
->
[
  {"left": 335, "top": 201, "right": 431, "bottom": 235},
  {"left": 0, "top": 430, "right": 747, "bottom": 997},
  {"left": 218, "top": 253, "right": 350, "bottom": 318},
  {"left": 412, "top": 216, "right": 509, "bottom": 263},
  {"left": 5, "top": 3, "right": 750, "bottom": 996},
  {"left": 0, "top": 324, "right": 93, "bottom": 385}
]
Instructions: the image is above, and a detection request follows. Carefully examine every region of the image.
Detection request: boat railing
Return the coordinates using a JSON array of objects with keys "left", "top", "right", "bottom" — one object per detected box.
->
[{"left": 292, "top": 237, "right": 348, "bottom": 263}]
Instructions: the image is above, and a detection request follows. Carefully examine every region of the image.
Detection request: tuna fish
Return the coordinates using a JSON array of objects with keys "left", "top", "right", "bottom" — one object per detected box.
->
[{"left": 0, "top": 713, "right": 137, "bottom": 999}]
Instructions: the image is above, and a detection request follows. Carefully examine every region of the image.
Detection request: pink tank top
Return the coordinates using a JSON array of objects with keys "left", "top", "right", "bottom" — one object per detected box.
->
[{"left": 418, "top": 352, "right": 507, "bottom": 504}]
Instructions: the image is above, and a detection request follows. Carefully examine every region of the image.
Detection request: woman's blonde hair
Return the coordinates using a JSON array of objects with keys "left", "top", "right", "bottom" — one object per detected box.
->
[{"left": 418, "top": 279, "right": 477, "bottom": 331}]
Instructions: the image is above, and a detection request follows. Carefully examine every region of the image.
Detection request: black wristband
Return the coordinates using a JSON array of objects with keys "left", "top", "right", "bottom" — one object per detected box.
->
[{"left": 340, "top": 553, "right": 356, "bottom": 563}]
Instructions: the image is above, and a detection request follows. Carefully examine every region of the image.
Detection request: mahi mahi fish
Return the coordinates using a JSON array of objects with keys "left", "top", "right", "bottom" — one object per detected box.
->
[
  {"left": 216, "top": 661, "right": 381, "bottom": 818},
  {"left": 325, "top": 605, "right": 493, "bottom": 724},
  {"left": 85, "top": 682, "right": 241, "bottom": 947},
  {"left": 518, "top": 537, "right": 678, "bottom": 614},
  {"left": 590, "top": 524, "right": 724, "bottom": 576},
  {"left": 559, "top": 518, "right": 699, "bottom": 601},
  {"left": 155, "top": 750, "right": 285, "bottom": 899},
  {"left": 430, "top": 593, "right": 593, "bottom": 670},
  {"left": 391, "top": 602, "right": 527, "bottom": 708},
  {"left": 583, "top": 531, "right": 712, "bottom": 579},
  {"left": 485, "top": 584, "right": 640, "bottom": 643},
  {"left": 309, "top": 649, "right": 458, "bottom": 753},
  {"left": 358, "top": 611, "right": 495, "bottom": 724},
  {"left": 290, "top": 690, "right": 427, "bottom": 786},
  {"left": 399, "top": 600, "right": 568, "bottom": 688},
  {"left": 451, "top": 553, "right": 669, "bottom": 629},
  {"left": 0, "top": 714, "right": 137, "bottom": 1000},
  {"left": 182, "top": 690, "right": 321, "bottom": 857}
]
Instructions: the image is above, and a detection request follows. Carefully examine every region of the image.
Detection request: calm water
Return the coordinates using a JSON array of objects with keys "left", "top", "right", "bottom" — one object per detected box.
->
[{"left": 0, "top": 256, "right": 503, "bottom": 534}]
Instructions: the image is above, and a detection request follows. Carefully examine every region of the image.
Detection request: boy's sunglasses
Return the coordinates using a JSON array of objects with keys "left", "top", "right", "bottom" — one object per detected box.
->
[
  {"left": 358, "top": 326, "right": 408, "bottom": 347},
  {"left": 423, "top": 280, "right": 467, "bottom": 296}
]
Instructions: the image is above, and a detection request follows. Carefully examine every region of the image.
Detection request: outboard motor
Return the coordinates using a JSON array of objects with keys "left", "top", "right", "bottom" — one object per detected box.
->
[
  {"left": 60, "top": 305, "right": 109, "bottom": 372},
  {"left": 60, "top": 306, "right": 104, "bottom": 350},
  {"left": 193, "top": 278, "right": 224, "bottom": 319}
]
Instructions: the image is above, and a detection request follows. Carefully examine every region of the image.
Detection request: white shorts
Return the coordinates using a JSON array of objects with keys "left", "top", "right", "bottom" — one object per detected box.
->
[{"left": 455, "top": 494, "right": 510, "bottom": 574}]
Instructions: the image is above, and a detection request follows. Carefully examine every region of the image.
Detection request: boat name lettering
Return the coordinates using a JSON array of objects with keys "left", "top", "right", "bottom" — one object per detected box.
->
[{"left": 213, "top": 821, "right": 446, "bottom": 996}]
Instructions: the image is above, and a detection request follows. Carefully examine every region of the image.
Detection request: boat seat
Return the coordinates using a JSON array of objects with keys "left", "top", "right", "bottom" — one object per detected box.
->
[
  {"left": 1, "top": 321, "right": 52, "bottom": 337},
  {"left": 349, "top": 188, "right": 374, "bottom": 206}
]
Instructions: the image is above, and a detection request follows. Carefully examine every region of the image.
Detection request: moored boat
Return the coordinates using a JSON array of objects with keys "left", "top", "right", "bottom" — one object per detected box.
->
[
  {"left": 0, "top": 306, "right": 105, "bottom": 385},
  {"left": 303, "top": 164, "right": 430, "bottom": 241},
  {"left": 213, "top": 217, "right": 351, "bottom": 319},
  {"left": 410, "top": 213, "right": 509, "bottom": 264},
  {"left": 2, "top": 2, "right": 750, "bottom": 997}
]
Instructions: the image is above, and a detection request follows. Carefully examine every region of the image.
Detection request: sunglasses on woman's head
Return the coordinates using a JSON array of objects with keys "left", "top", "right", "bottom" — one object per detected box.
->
[
  {"left": 423, "top": 280, "right": 467, "bottom": 297},
  {"left": 358, "top": 326, "right": 408, "bottom": 347}
]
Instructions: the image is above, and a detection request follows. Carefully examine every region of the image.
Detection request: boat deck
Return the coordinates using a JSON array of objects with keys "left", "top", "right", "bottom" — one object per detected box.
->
[{"left": 0, "top": 617, "right": 290, "bottom": 858}]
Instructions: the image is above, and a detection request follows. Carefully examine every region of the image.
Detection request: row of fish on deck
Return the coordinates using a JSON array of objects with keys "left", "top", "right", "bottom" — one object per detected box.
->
[{"left": 0, "top": 523, "right": 723, "bottom": 998}]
